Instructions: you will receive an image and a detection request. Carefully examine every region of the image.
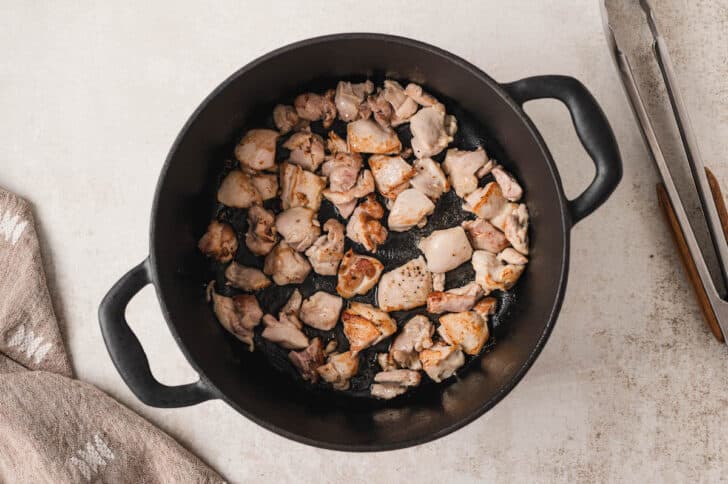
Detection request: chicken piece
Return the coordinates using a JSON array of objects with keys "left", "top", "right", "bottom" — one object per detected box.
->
[
  {"left": 404, "top": 83, "right": 441, "bottom": 108},
  {"left": 382, "top": 80, "right": 419, "bottom": 125},
  {"left": 276, "top": 288, "right": 304, "bottom": 330},
  {"left": 442, "top": 147, "right": 488, "bottom": 197},
  {"left": 280, "top": 162, "right": 326, "bottom": 211},
  {"left": 336, "top": 249, "right": 384, "bottom": 298},
  {"left": 389, "top": 315, "right": 434, "bottom": 370},
  {"left": 369, "top": 155, "right": 416, "bottom": 200},
  {"left": 325, "top": 340, "right": 338, "bottom": 354},
  {"left": 432, "top": 272, "right": 445, "bottom": 292},
  {"left": 410, "top": 157, "right": 449, "bottom": 200},
  {"left": 326, "top": 131, "right": 349, "bottom": 154},
  {"left": 299, "top": 291, "right": 343, "bottom": 331},
  {"left": 419, "top": 342, "right": 465, "bottom": 382},
  {"left": 317, "top": 351, "right": 359, "bottom": 391},
  {"left": 366, "top": 90, "right": 394, "bottom": 128},
  {"left": 322, "top": 169, "right": 376, "bottom": 217},
  {"left": 438, "top": 311, "right": 490, "bottom": 355},
  {"left": 294, "top": 90, "right": 337, "bottom": 128},
  {"left": 491, "top": 165, "right": 523, "bottom": 201},
  {"left": 347, "top": 118, "right": 402, "bottom": 154},
  {"left": 283, "top": 131, "right": 326, "bottom": 172},
  {"left": 275, "top": 207, "right": 321, "bottom": 252},
  {"left": 346, "top": 195, "right": 388, "bottom": 253},
  {"left": 305, "top": 219, "right": 345, "bottom": 275},
  {"left": 418, "top": 226, "right": 473, "bottom": 273},
  {"left": 476, "top": 159, "right": 496, "bottom": 178},
  {"left": 371, "top": 369, "right": 421, "bottom": 400},
  {"left": 377, "top": 352, "right": 397, "bottom": 371},
  {"left": 198, "top": 220, "right": 238, "bottom": 262},
  {"left": 245, "top": 206, "right": 277, "bottom": 256},
  {"left": 322, "top": 152, "right": 363, "bottom": 192},
  {"left": 462, "top": 218, "right": 510, "bottom": 253},
  {"left": 210, "top": 289, "right": 262, "bottom": 351},
  {"left": 263, "top": 241, "right": 312, "bottom": 285},
  {"left": 463, "top": 182, "right": 508, "bottom": 220},
  {"left": 234, "top": 129, "right": 278, "bottom": 171},
  {"left": 377, "top": 256, "right": 433, "bottom": 312},
  {"left": 273, "top": 104, "right": 308, "bottom": 134},
  {"left": 335, "top": 80, "right": 374, "bottom": 122},
  {"left": 250, "top": 173, "right": 278, "bottom": 201},
  {"left": 217, "top": 170, "right": 262, "bottom": 208},
  {"left": 498, "top": 247, "right": 528, "bottom": 265},
  {"left": 224, "top": 263, "right": 271, "bottom": 291},
  {"left": 261, "top": 313, "right": 308, "bottom": 350},
  {"left": 427, "top": 282, "right": 484, "bottom": 314},
  {"left": 472, "top": 250, "right": 525, "bottom": 294},
  {"left": 501, "top": 203, "right": 529, "bottom": 255},
  {"left": 472, "top": 297, "right": 497, "bottom": 320},
  {"left": 341, "top": 302, "right": 397, "bottom": 352},
  {"left": 409, "top": 107, "right": 457, "bottom": 159},
  {"left": 289, "top": 338, "right": 325, "bottom": 383},
  {"left": 387, "top": 188, "right": 435, "bottom": 232}
]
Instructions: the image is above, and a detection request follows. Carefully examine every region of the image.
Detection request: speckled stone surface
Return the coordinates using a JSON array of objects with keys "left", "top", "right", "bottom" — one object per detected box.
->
[{"left": 2, "top": 1, "right": 727, "bottom": 481}]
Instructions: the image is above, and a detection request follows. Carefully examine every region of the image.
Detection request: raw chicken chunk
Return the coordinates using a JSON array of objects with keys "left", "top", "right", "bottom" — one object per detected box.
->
[
  {"left": 234, "top": 129, "right": 278, "bottom": 171},
  {"left": 347, "top": 118, "right": 402, "bottom": 154},
  {"left": 261, "top": 313, "right": 309, "bottom": 350},
  {"left": 377, "top": 256, "right": 433, "bottom": 312},
  {"left": 217, "top": 170, "right": 262, "bottom": 208},
  {"left": 198, "top": 220, "right": 238, "bottom": 263},
  {"left": 370, "top": 369, "right": 421, "bottom": 400},
  {"left": 317, "top": 351, "right": 359, "bottom": 390},
  {"left": 305, "top": 219, "right": 345, "bottom": 275},
  {"left": 462, "top": 218, "right": 510, "bottom": 253},
  {"left": 289, "top": 338, "right": 325, "bottom": 383},
  {"left": 294, "top": 90, "right": 337, "bottom": 128},
  {"left": 280, "top": 162, "right": 326, "bottom": 211},
  {"left": 283, "top": 131, "right": 326, "bottom": 172},
  {"left": 418, "top": 226, "right": 473, "bottom": 273},
  {"left": 245, "top": 206, "right": 277, "bottom": 256},
  {"left": 438, "top": 310, "right": 490, "bottom": 355},
  {"left": 263, "top": 241, "right": 312, "bottom": 285},
  {"left": 472, "top": 250, "right": 525, "bottom": 294},
  {"left": 419, "top": 342, "right": 465, "bottom": 382},
  {"left": 336, "top": 249, "right": 384, "bottom": 298},
  {"left": 410, "top": 157, "right": 449, "bottom": 200},
  {"left": 442, "top": 147, "right": 488, "bottom": 197},
  {"left": 341, "top": 302, "right": 397, "bottom": 352},
  {"left": 335, "top": 80, "right": 374, "bottom": 122},
  {"left": 346, "top": 194, "right": 388, "bottom": 253},
  {"left": 387, "top": 188, "right": 435, "bottom": 232},
  {"left": 209, "top": 288, "right": 262, "bottom": 351},
  {"left": 369, "top": 155, "right": 416, "bottom": 200},
  {"left": 491, "top": 165, "right": 523, "bottom": 201},
  {"left": 299, "top": 291, "right": 343, "bottom": 331},
  {"left": 389, "top": 315, "right": 434, "bottom": 369},
  {"left": 426, "top": 282, "right": 484, "bottom": 314},
  {"left": 275, "top": 207, "right": 321, "bottom": 252},
  {"left": 224, "top": 263, "right": 271, "bottom": 291},
  {"left": 409, "top": 107, "right": 457, "bottom": 159}
]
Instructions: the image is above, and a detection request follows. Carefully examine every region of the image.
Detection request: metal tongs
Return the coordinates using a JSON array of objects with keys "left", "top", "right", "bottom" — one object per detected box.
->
[{"left": 601, "top": 0, "right": 728, "bottom": 342}]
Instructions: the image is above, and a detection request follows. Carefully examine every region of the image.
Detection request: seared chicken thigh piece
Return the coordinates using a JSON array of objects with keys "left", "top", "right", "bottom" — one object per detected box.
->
[
  {"left": 387, "top": 188, "right": 435, "bottom": 232},
  {"left": 418, "top": 226, "right": 473, "bottom": 273},
  {"left": 410, "top": 157, "right": 450, "bottom": 200},
  {"left": 323, "top": 169, "right": 376, "bottom": 218},
  {"left": 275, "top": 207, "right": 321, "bottom": 252},
  {"left": 409, "top": 107, "right": 457, "bottom": 159},
  {"left": 289, "top": 338, "right": 325, "bottom": 383},
  {"left": 419, "top": 342, "right": 465, "bottom": 382},
  {"left": 294, "top": 90, "right": 337, "bottom": 128},
  {"left": 370, "top": 369, "right": 421, "bottom": 400},
  {"left": 404, "top": 83, "right": 442, "bottom": 109},
  {"left": 280, "top": 162, "right": 326, "bottom": 211},
  {"left": 317, "top": 351, "right": 359, "bottom": 390},
  {"left": 209, "top": 288, "right": 262, "bottom": 352},
  {"left": 245, "top": 206, "right": 277, "bottom": 256},
  {"left": 389, "top": 315, "right": 434, "bottom": 369},
  {"left": 491, "top": 165, "right": 523, "bottom": 201},
  {"left": 377, "top": 256, "right": 433, "bottom": 312},
  {"left": 498, "top": 247, "right": 528, "bottom": 265},
  {"left": 305, "top": 219, "right": 345, "bottom": 275},
  {"left": 346, "top": 195, "right": 388, "bottom": 253},
  {"left": 261, "top": 313, "right": 309, "bottom": 350},
  {"left": 299, "top": 291, "right": 343, "bottom": 331},
  {"left": 322, "top": 152, "right": 362, "bottom": 192},
  {"left": 438, "top": 310, "right": 490, "bottom": 355},
  {"left": 251, "top": 173, "right": 278, "bottom": 201},
  {"left": 283, "top": 131, "right": 326, "bottom": 172},
  {"left": 366, "top": 90, "right": 394, "bottom": 128},
  {"left": 463, "top": 182, "right": 507, "bottom": 220},
  {"left": 336, "top": 249, "right": 384, "bottom": 298},
  {"left": 335, "top": 80, "right": 374, "bottom": 122},
  {"left": 381, "top": 80, "right": 419, "bottom": 126},
  {"left": 432, "top": 272, "right": 445, "bottom": 292},
  {"left": 217, "top": 170, "right": 262, "bottom": 208},
  {"left": 263, "top": 242, "right": 312, "bottom": 285},
  {"left": 500, "top": 203, "right": 529, "bottom": 255},
  {"left": 347, "top": 118, "right": 402, "bottom": 154},
  {"left": 273, "top": 104, "right": 308, "bottom": 134},
  {"left": 442, "top": 147, "right": 488, "bottom": 197},
  {"left": 472, "top": 250, "right": 525, "bottom": 294},
  {"left": 462, "top": 218, "right": 510, "bottom": 253},
  {"left": 342, "top": 302, "right": 397, "bottom": 352},
  {"left": 326, "top": 131, "right": 349, "bottom": 154},
  {"left": 198, "top": 220, "right": 238, "bottom": 262},
  {"left": 369, "top": 155, "right": 416, "bottom": 200},
  {"left": 224, "top": 263, "right": 271, "bottom": 291},
  {"left": 426, "top": 282, "right": 484, "bottom": 314},
  {"left": 234, "top": 129, "right": 279, "bottom": 171}
]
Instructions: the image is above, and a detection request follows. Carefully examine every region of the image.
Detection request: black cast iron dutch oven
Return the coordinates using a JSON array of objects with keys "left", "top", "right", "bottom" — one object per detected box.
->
[{"left": 99, "top": 33, "right": 621, "bottom": 451}]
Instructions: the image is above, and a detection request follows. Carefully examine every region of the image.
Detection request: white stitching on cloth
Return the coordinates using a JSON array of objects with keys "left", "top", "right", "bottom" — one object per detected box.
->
[
  {"left": 0, "top": 208, "right": 28, "bottom": 245},
  {"left": 6, "top": 324, "right": 52, "bottom": 364},
  {"left": 67, "top": 434, "right": 115, "bottom": 481}
]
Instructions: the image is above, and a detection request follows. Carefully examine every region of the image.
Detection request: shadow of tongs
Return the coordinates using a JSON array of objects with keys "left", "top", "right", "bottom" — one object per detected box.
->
[{"left": 601, "top": 0, "right": 728, "bottom": 342}]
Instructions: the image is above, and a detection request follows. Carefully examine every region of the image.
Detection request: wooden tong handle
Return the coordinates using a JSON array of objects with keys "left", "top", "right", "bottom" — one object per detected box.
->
[{"left": 656, "top": 167, "right": 728, "bottom": 342}]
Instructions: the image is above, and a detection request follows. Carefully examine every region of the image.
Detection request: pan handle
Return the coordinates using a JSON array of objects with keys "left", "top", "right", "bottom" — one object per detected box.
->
[
  {"left": 502, "top": 75, "right": 622, "bottom": 225},
  {"left": 98, "top": 259, "right": 217, "bottom": 407}
]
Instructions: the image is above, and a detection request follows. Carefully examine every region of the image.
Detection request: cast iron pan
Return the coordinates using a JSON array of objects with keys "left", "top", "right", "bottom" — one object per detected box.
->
[{"left": 98, "top": 34, "right": 622, "bottom": 451}]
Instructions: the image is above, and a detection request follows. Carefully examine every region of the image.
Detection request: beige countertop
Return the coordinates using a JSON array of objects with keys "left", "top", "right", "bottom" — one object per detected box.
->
[{"left": 2, "top": 0, "right": 727, "bottom": 481}]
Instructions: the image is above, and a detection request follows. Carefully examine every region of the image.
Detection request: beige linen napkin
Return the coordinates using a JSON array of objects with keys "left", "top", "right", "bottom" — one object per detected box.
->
[{"left": 0, "top": 188, "right": 223, "bottom": 483}]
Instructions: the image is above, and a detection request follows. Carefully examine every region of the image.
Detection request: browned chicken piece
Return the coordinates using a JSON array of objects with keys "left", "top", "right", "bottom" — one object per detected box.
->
[
  {"left": 472, "top": 297, "right": 497, "bottom": 320},
  {"left": 432, "top": 272, "right": 445, "bottom": 292},
  {"left": 427, "top": 282, "right": 484, "bottom": 314},
  {"left": 366, "top": 90, "right": 394, "bottom": 128},
  {"left": 491, "top": 165, "right": 523, "bottom": 202},
  {"left": 326, "top": 131, "right": 349, "bottom": 154},
  {"left": 472, "top": 250, "right": 525, "bottom": 294},
  {"left": 210, "top": 288, "right": 262, "bottom": 352},
  {"left": 336, "top": 249, "right": 384, "bottom": 298},
  {"left": 317, "top": 351, "right": 359, "bottom": 390},
  {"left": 476, "top": 159, "right": 496, "bottom": 178},
  {"left": 498, "top": 203, "right": 529, "bottom": 255},
  {"left": 369, "top": 155, "right": 416, "bottom": 200},
  {"left": 299, "top": 291, "right": 343, "bottom": 331},
  {"left": 377, "top": 256, "right": 433, "bottom": 312},
  {"left": 438, "top": 310, "right": 490, "bottom": 355},
  {"left": 261, "top": 313, "right": 309, "bottom": 350},
  {"left": 389, "top": 315, "right": 434, "bottom": 370},
  {"left": 224, "top": 262, "right": 271, "bottom": 291},
  {"left": 322, "top": 169, "right": 376, "bottom": 218},
  {"left": 498, "top": 247, "right": 528, "bottom": 265},
  {"left": 419, "top": 342, "right": 465, "bottom": 382},
  {"left": 346, "top": 195, "right": 388, "bottom": 253},
  {"left": 245, "top": 206, "right": 277, "bottom": 256},
  {"left": 462, "top": 218, "right": 510, "bottom": 253},
  {"left": 289, "top": 337, "right": 325, "bottom": 383},
  {"left": 217, "top": 170, "right": 262, "bottom": 208},
  {"left": 280, "top": 162, "right": 326, "bottom": 211},
  {"left": 305, "top": 219, "right": 345, "bottom": 275},
  {"left": 263, "top": 241, "right": 312, "bottom": 286},
  {"left": 347, "top": 118, "right": 402, "bottom": 154},
  {"left": 273, "top": 104, "right": 309, "bottom": 134},
  {"left": 404, "top": 83, "right": 441, "bottom": 108},
  {"left": 341, "top": 302, "right": 397, "bottom": 352},
  {"left": 294, "top": 90, "right": 337, "bottom": 128},
  {"left": 409, "top": 107, "right": 457, "bottom": 159},
  {"left": 251, "top": 173, "right": 278, "bottom": 201},
  {"left": 410, "top": 157, "right": 450, "bottom": 200},
  {"left": 325, "top": 340, "right": 338, "bottom": 354},
  {"left": 387, "top": 188, "right": 435, "bottom": 232},
  {"left": 283, "top": 131, "right": 326, "bottom": 172},
  {"left": 234, "top": 129, "right": 279, "bottom": 171},
  {"left": 377, "top": 352, "right": 397, "bottom": 371},
  {"left": 418, "top": 226, "right": 473, "bottom": 273},
  {"left": 322, "top": 152, "right": 363, "bottom": 192},
  {"left": 198, "top": 220, "right": 238, "bottom": 262},
  {"left": 463, "top": 182, "right": 507, "bottom": 220},
  {"left": 335, "top": 80, "right": 374, "bottom": 122},
  {"left": 275, "top": 207, "right": 321, "bottom": 252},
  {"left": 382, "top": 80, "right": 419, "bottom": 125},
  {"left": 280, "top": 288, "right": 303, "bottom": 320},
  {"left": 370, "top": 369, "right": 421, "bottom": 400},
  {"left": 442, "top": 147, "right": 488, "bottom": 197}
]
